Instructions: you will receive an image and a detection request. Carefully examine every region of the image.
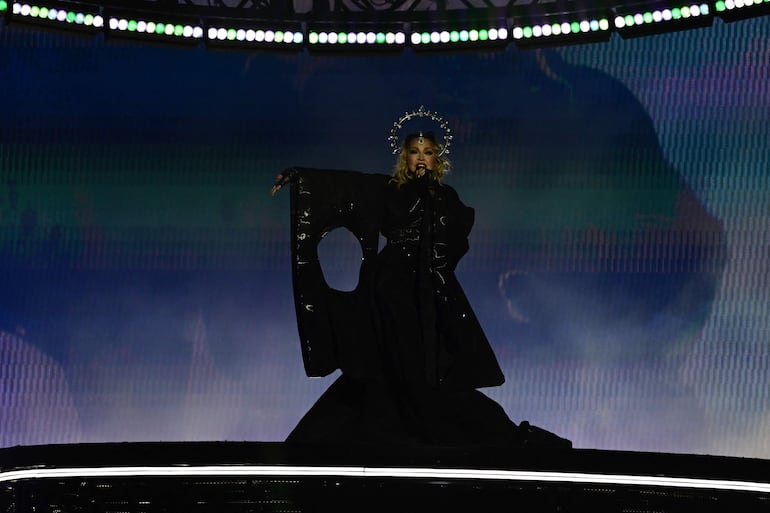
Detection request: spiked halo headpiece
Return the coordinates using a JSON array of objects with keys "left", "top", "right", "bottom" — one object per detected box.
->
[{"left": 388, "top": 105, "right": 453, "bottom": 157}]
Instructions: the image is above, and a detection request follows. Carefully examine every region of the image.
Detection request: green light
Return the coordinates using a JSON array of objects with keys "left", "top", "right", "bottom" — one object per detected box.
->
[
  {"left": 308, "top": 32, "right": 319, "bottom": 44},
  {"left": 571, "top": 21, "right": 580, "bottom": 33},
  {"left": 39, "top": 7, "right": 49, "bottom": 18},
  {"left": 227, "top": 28, "right": 236, "bottom": 40},
  {"left": 275, "top": 31, "right": 285, "bottom": 43},
  {"left": 479, "top": 29, "right": 488, "bottom": 41},
  {"left": 174, "top": 25, "right": 183, "bottom": 36},
  {"left": 644, "top": 11, "right": 653, "bottom": 23},
  {"left": 30, "top": 5, "right": 39, "bottom": 17},
  {"left": 337, "top": 32, "right": 346, "bottom": 44},
  {"left": 682, "top": 5, "right": 691, "bottom": 17},
  {"left": 84, "top": 14, "right": 93, "bottom": 25},
  {"left": 155, "top": 23, "right": 165, "bottom": 35},
  {"left": 623, "top": 14, "right": 634, "bottom": 26},
  {"left": 376, "top": 32, "right": 385, "bottom": 43},
  {"left": 128, "top": 19, "right": 138, "bottom": 31},
  {"left": 469, "top": 29, "right": 479, "bottom": 41},
  {"left": 551, "top": 23, "right": 560, "bottom": 35},
  {"left": 449, "top": 30, "right": 459, "bottom": 42},
  {"left": 523, "top": 26, "right": 533, "bottom": 38},
  {"left": 0, "top": 1, "right": 7, "bottom": 12},
  {"left": 672, "top": 8, "right": 682, "bottom": 18}
]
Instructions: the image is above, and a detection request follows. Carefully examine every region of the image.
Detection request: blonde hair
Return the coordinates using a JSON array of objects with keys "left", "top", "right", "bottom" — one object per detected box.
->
[{"left": 391, "top": 132, "right": 450, "bottom": 187}]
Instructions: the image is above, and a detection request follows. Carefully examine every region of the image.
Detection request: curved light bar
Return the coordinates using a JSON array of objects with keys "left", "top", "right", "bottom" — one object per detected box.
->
[{"left": 3, "top": 1, "right": 769, "bottom": 49}]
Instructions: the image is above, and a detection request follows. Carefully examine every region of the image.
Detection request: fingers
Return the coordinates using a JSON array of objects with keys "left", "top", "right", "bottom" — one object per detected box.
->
[
  {"left": 270, "top": 174, "right": 286, "bottom": 196},
  {"left": 270, "top": 168, "right": 298, "bottom": 196}
]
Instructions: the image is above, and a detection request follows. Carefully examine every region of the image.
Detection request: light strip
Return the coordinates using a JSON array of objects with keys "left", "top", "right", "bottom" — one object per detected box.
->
[
  {"left": 206, "top": 26, "right": 303, "bottom": 45},
  {"left": 307, "top": 30, "right": 406, "bottom": 46},
  {"left": 1, "top": 465, "right": 769, "bottom": 494},
  {"left": 11, "top": 2, "right": 103, "bottom": 27},
  {"left": 409, "top": 27, "right": 508, "bottom": 46},
  {"left": 107, "top": 16, "right": 203, "bottom": 40},
  {"left": 715, "top": 0, "right": 770, "bottom": 12},
  {"left": 613, "top": 3, "right": 710, "bottom": 28},
  {"left": 512, "top": 18, "right": 610, "bottom": 40}
]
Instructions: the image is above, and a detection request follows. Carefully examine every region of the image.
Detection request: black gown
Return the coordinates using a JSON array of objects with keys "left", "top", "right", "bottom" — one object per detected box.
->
[{"left": 283, "top": 167, "right": 570, "bottom": 449}]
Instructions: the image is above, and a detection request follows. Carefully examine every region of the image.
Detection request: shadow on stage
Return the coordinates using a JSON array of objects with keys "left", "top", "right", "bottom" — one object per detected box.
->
[{"left": 2, "top": 441, "right": 769, "bottom": 512}]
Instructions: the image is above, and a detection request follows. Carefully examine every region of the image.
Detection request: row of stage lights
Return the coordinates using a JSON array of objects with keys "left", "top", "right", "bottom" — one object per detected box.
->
[{"left": 2, "top": 0, "right": 769, "bottom": 50}]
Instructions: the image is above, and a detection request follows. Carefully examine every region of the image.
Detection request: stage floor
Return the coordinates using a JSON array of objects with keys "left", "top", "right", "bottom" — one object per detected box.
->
[{"left": 2, "top": 442, "right": 769, "bottom": 512}]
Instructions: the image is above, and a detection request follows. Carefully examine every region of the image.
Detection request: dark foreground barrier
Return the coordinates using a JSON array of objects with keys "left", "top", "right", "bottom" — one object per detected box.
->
[{"left": 1, "top": 442, "right": 769, "bottom": 512}]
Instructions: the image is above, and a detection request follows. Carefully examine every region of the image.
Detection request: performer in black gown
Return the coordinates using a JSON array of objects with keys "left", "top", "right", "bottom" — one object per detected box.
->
[{"left": 271, "top": 109, "right": 570, "bottom": 449}]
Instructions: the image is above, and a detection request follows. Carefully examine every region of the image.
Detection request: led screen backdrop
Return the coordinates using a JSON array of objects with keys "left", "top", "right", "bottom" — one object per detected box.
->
[{"left": 0, "top": 17, "right": 768, "bottom": 458}]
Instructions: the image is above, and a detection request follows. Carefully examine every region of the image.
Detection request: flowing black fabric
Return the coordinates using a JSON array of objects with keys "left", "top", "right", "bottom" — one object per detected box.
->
[
  {"left": 284, "top": 168, "right": 567, "bottom": 448},
  {"left": 288, "top": 168, "right": 388, "bottom": 381}
]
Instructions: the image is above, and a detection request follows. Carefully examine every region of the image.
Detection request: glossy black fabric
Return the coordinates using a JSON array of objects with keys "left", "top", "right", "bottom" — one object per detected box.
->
[
  {"left": 375, "top": 175, "right": 505, "bottom": 390},
  {"left": 288, "top": 168, "right": 388, "bottom": 380},
  {"left": 285, "top": 168, "right": 524, "bottom": 447}
]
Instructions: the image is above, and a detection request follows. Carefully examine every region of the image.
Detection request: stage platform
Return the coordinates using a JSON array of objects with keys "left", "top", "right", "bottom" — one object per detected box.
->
[{"left": 1, "top": 442, "right": 769, "bottom": 512}]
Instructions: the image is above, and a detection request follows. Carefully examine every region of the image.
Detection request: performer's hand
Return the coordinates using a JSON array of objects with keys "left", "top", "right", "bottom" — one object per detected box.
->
[
  {"left": 270, "top": 167, "right": 298, "bottom": 196},
  {"left": 270, "top": 174, "right": 285, "bottom": 196}
]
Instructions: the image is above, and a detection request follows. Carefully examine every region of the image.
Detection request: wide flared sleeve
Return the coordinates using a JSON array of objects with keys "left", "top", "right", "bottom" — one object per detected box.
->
[{"left": 289, "top": 167, "right": 390, "bottom": 378}]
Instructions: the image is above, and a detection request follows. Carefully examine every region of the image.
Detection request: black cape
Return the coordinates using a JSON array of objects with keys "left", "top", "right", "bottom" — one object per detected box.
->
[{"left": 285, "top": 168, "right": 568, "bottom": 448}]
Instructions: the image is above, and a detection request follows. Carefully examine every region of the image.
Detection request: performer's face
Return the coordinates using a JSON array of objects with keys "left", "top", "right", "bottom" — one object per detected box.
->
[{"left": 405, "top": 137, "right": 438, "bottom": 177}]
